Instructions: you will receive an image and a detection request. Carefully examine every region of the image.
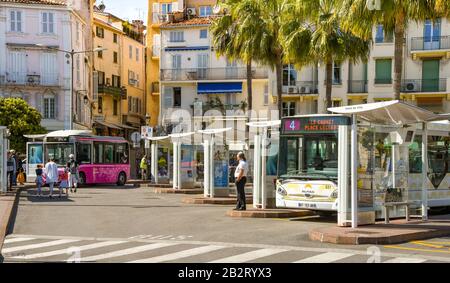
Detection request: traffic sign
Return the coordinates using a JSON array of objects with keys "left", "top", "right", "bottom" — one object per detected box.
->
[
  {"left": 141, "top": 126, "right": 153, "bottom": 139},
  {"left": 131, "top": 132, "right": 141, "bottom": 143}
]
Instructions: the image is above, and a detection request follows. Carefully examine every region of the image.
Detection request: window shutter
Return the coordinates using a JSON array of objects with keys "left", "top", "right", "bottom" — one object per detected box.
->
[
  {"left": 36, "top": 94, "right": 43, "bottom": 115},
  {"left": 54, "top": 93, "right": 59, "bottom": 120},
  {"left": 164, "top": 87, "right": 173, "bottom": 108}
]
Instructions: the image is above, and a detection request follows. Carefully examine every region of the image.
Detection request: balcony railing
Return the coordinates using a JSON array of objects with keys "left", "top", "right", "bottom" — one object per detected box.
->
[
  {"left": 98, "top": 84, "right": 127, "bottom": 99},
  {"left": 401, "top": 79, "right": 447, "bottom": 93},
  {"left": 190, "top": 103, "right": 245, "bottom": 117},
  {"left": 374, "top": 78, "right": 392, "bottom": 84},
  {"left": 283, "top": 81, "right": 319, "bottom": 95},
  {"left": 348, "top": 80, "right": 368, "bottom": 93},
  {"left": 0, "top": 73, "right": 59, "bottom": 86},
  {"left": 160, "top": 68, "right": 268, "bottom": 81},
  {"left": 411, "top": 36, "right": 450, "bottom": 51}
]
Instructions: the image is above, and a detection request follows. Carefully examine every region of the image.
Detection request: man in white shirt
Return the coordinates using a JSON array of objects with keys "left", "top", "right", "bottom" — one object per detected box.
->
[
  {"left": 44, "top": 157, "right": 59, "bottom": 198},
  {"left": 234, "top": 152, "right": 248, "bottom": 211}
]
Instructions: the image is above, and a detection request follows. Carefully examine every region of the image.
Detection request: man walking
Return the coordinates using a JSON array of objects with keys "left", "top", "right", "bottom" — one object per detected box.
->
[
  {"left": 234, "top": 152, "right": 248, "bottom": 211},
  {"left": 67, "top": 154, "right": 79, "bottom": 193},
  {"left": 140, "top": 155, "right": 148, "bottom": 181},
  {"left": 44, "top": 157, "right": 58, "bottom": 198}
]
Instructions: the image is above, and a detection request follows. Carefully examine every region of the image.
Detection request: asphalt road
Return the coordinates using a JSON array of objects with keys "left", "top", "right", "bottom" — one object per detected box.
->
[{"left": 2, "top": 186, "right": 450, "bottom": 263}]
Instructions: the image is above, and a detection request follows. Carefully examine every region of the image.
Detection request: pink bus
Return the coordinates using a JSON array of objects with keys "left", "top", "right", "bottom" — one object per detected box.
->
[{"left": 42, "top": 130, "right": 130, "bottom": 186}]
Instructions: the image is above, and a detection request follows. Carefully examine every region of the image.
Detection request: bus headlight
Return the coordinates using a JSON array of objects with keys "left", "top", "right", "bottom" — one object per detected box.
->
[
  {"left": 277, "top": 186, "right": 287, "bottom": 196},
  {"left": 331, "top": 189, "right": 338, "bottom": 199}
]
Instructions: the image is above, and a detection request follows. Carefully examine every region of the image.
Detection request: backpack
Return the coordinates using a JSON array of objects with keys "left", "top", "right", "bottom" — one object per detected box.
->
[
  {"left": 7, "top": 158, "right": 14, "bottom": 172},
  {"left": 68, "top": 160, "right": 78, "bottom": 174}
]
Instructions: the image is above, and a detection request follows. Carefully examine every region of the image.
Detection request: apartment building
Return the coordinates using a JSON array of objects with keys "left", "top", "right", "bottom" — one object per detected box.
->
[
  {"left": 153, "top": 0, "right": 271, "bottom": 146},
  {"left": 279, "top": 19, "right": 450, "bottom": 115},
  {"left": 92, "top": 4, "right": 146, "bottom": 138},
  {"left": 0, "top": 0, "right": 94, "bottom": 131}
]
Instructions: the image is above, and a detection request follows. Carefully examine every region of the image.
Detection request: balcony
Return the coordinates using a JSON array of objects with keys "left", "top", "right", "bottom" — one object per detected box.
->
[
  {"left": 160, "top": 68, "right": 268, "bottom": 81},
  {"left": 374, "top": 78, "right": 392, "bottom": 84},
  {"left": 348, "top": 80, "right": 368, "bottom": 93},
  {"left": 401, "top": 79, "right": 447, "bottom": 93},
  {"left": 98, "top": 84, "right": 127, "bottom": 99},
  {"left": 411, "top": 36, "right": 450, "bottom": 59},
  {"left": 0, "top": 73, "right": 59, "bottom": 87},
  {"left": 283, "top": 81, "right": 319, "bottom": 95},
  {"left": 190, "top": 102, "right": 246, "bottom": 117}
]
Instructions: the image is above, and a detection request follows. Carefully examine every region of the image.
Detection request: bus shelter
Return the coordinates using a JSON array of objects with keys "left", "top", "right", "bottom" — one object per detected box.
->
[
  {"left": 146, "top": 135, "right": 170, "bottom": 184},
  {"left": 0, "top": 126, "right": 9, "bottom": 193},
  {"left": 168, "top": 132, "right": 195, "bottom": 189},
  {"left": 328, "top": 100, "right": 450, "bottom": 228}
]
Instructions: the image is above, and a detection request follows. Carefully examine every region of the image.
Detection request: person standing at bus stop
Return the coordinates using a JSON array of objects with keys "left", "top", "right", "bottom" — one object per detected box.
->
[
  {"left": 44, "top": 157, "right": 58, "bottom": 198},
  {"left": 6, "top": 151, "right": 16, "bottom": 192},
  {"left": 67, "top": 154, "right": 79, "bottom": 193},
  {"left": 140, "top": 155, "right": 148, "bottom": 181},
  {"left": 234, "top": 152, "right": 248, "bottom": 211}
]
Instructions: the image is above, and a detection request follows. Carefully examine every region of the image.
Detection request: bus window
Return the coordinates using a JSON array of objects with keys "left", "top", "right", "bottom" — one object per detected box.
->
[
  {"left": 115, "top": 143, "right": 129, "bottom": 164},
  {"left": 94, "top": 142, "right": 104, "bottom": 164},
  {"left": 104, "top": 144, "right": 114, "bottom": 164},
  {"left": 45, "top": 143, "right": 74, "bottom": 166},
  {"left": 77, "top": 143, "right": 92, "bottom": 164}
]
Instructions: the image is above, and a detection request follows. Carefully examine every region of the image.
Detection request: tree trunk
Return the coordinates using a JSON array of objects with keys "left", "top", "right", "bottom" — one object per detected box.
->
[
  {"left": 393, "top": 17, "right": 405, "bottom": 100},
  {"left": 275, "top": 60, "right": 283, "bottom": 117},
  {"left": 325, "top": 60, "right": 333, "bottom": 113}
]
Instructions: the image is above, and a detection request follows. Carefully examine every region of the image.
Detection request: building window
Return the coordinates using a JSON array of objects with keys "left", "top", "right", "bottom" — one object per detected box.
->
[
  {"left": 161, "top": 3, "right": 172, "bottom": 15},
  {"left": 113, "top": 99, "right": 118, "bottom": 116},
  {"left": 283, "top": 64, "right": 297, "bottom": 86},
  {"left": 97, "top": 71, "right": 105, "bottom": 85},
  {"left": 129, "top": 45, "right": 132, "bottom": 59},
  {"left": 10, "top": 10, "right": 23, "bottom": 32},
  {"left": 375, "top": 59, "right": 392, "bottom": 84},
  {"left": 128, "top": 70, "right": 136, "bottom": 85},
  {"left": 112, "top": 75, "right": 120, "bottom": 88},
  {"left": 136, "top": 48, "right": 139, "bottom": 62},
  {"left": 173, "top": 87, "right": 181, "bottom": 107},
  {"left": 96, "top": 26, "right": 104, "bottom": 38},
  {"left": 41, "top": 12, "right": 55, "bottom": 34},
  {"left": 113, "top": 33, "right": 118, "bottom": 43},
  {"left": 282, "top": 102, "right": 296, "bottom": 117},
  {"left": 113, "top": 52, "right": 118, "bottom": 63},
  {"left": 98, "top": 96, "right": 103, "bottom": 113},
  {"left": 128, "top": 96, "right": 132, "bottom": 111},
  {"left": 44, "top": 96, "right": 56, "bottom": 119},
  {"left": 375, "top": 24, "right": 393, "bottom": 43},
  {"left": 333, "top": 62, "right": 342, "bottom": 84},
  {"left": 264, "top": 83, "right": 269, "bottom": 105},
  {"left": 200, "top": 29, "right": 208, "bottom": 39},
  {"left": 199, "top": 6, "right": 212, "bottom": 17},
  {"left": 332, "top": 100, "right": 341, "bottom": 107},
  {"left": 97, "top": 46, "right": 103, "bottom": 58},
  {"left": 169, "top": 31, "right": 184, "bottom": 42}
]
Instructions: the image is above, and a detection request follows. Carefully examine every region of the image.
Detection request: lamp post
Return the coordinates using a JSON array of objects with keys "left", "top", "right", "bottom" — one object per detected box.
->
[{"left": 35, "top": 44, "right": 106, "bottom": 130}]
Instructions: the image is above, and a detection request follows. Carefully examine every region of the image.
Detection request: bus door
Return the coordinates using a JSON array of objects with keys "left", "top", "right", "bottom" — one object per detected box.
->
[{"left": 26, "top": 142, "right": 44, "bottom": 183}]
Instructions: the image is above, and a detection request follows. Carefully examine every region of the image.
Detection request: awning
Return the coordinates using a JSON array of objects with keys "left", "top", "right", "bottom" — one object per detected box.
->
[
  {"left": 328, "top": 100, "right": 450, "bottom": 125},
  {"left": 198, "top": 82, "right": 243, "bottom": 94},
  {"left": 165, "top": 46, "right": 209, "bottom": 52},
  {"left": 119, "top": 124, "right": 139, "bottom": 130},
  {"left": 93, "top": 121, "right": 122, "bottom": 130}
]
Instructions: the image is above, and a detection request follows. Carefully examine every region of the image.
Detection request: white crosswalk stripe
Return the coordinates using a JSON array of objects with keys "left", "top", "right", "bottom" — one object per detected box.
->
[
  {"left": 3, "top": 237, "right": 35, "bottom": 244},
  {"left": 10, "top": 241, "right": 127, "bottom": 260},
  {"left": 384, "top": 257, "right": 427, "bottom": 263},
  {"left": 294, "top": 252, "right": 354, "bottom": 263},
  {"left": 129, "top": 245, "right": 226, "bottom": 263},
  {"left": 209, "top": 249, "right": 287, "bottom": 263},
  {"left": 2, "top": 239, "right": 80, "bottom": 254},
  {"left": 77, "top": 242, "right": 178, "bottom": 262}
]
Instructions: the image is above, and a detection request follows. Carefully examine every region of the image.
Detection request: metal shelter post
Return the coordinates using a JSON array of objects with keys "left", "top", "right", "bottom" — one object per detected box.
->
[
  {"left": 203, "top": 139, "right": 210, "bottom": 197},
  {"left": 421, "top": 122, "right": 428, "bottom": 220},
  {"left": 351, "top": 114, "right": 358, "bottom": 228},
  {"left": 151, "top": 141, "right": 158, "bottom": 184},
  {"left": 253, "top": 134, "right": 261, "bottom": 208},
  {"left": 173, "top": 141, "right": 179, "bottom": 189}
]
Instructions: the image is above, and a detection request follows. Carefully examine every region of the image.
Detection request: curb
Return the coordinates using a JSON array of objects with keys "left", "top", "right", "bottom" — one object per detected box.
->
[
  {"left": 226, "top": 209, "right": 315, "bottom": 218},
  {"left": 182, "top": 196, "right": 253, "bottom": 205},
  {"left": 147, "top": 187, "right": 205, "bottom": 194},
  {"left": 0, "top": 188, "right": 22, "bottom": 254},
  {"left": 309, "top": 226, "right": 450, "bottom": 245}
]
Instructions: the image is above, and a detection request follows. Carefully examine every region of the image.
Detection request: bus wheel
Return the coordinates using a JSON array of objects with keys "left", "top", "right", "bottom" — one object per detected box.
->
[
  {"left": 78, "top": 172, "right": 86, "bottom": 187},
  {"left": 117, "top": 172, "right": 127, "bottom": 186}
]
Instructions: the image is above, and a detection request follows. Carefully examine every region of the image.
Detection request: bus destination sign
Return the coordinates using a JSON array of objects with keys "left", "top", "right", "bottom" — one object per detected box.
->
[{"left": 282, "top": 116, "right": 351, "bottom": 134}]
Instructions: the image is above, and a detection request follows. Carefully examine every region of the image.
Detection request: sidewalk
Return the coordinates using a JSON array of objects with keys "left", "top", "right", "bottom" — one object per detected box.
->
[
  {"left": 309, "top": 216, "right": 450, "bottom": 245},
  {"left": 0, "top": 188, "right": 21, "bottom": 253}
]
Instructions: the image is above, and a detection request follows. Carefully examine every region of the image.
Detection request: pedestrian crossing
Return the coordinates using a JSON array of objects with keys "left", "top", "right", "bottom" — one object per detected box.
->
[{"left": 0, "top": 235, "right": 444, "bottom": 263}]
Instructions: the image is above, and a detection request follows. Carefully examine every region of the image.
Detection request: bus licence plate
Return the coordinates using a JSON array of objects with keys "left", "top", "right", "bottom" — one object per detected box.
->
[{"left": 298, "top": 203, "right": 317, "bottom": 208}]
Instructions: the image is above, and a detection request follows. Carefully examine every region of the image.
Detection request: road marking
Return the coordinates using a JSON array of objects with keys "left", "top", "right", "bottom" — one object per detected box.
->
[
  {"left": 209, "top": 249, "right": 287, "bottom": 263},
  {"left": 10, "top": 241, "right": 126, "bottom": 260},
  {"left": 1, "top": 239, "right": 80, "bottom": 254},
  {"left": 384, "top": 257, "right": 427, "bottom": 263},
  {"left": 77, "top": 242, "right": 177, "bottom": 262},
  {"left": 3, "top": 237, "right": 35, "bottom": 244},
  {"left": 411, "top": 241, "right": 444, "bottom": 249},
  {"left": 130, "top": 245, "right": 226, "bottom": 263},
  {"left": 294, "top": 252, "right": 353, "bottom": 263},
  {"left": 384, "top": 245, "right": 450, "bottom": 254}
]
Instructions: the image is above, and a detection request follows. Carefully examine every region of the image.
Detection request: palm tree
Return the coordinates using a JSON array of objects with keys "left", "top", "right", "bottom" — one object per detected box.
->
[
  {"left": 284, "top": 0, "right": 371, "bottom": 111},
  {"left": 342, "top": 0, "right": 440, "bottom": 100}
]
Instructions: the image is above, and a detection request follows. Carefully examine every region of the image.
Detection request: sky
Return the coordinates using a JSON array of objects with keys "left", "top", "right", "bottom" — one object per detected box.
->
[{"left": 101, "top": 0, "right": 148, "bottom": 24}]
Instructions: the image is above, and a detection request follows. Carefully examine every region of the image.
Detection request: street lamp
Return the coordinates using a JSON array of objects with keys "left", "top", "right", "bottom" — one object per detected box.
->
[{"left": 35, "top": 44, "right": 107, "bottom": 130}]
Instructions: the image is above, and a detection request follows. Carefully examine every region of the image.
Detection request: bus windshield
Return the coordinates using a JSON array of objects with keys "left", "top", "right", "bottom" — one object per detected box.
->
[
  {"left": 44, "top": 143, "right": 74, "bottom": 166},
  {"left": 278, "top": 135, "right": 338, "bottom": 180}
]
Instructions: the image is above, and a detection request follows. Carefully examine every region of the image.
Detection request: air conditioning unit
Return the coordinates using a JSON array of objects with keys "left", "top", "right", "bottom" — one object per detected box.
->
[
  {"left": 405, "top": 82, "right": 418, "bottom": 92},
  {"left": 187, "top": 8, "right": 196, "bottom": 16},
  {"left": 288, "top": 86, "right": 298, "bottom": 94}
]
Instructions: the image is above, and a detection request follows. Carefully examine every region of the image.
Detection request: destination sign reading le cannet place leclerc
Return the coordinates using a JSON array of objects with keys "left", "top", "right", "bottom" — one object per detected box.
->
[{"left": 281, "top": 116, "right": 352, "bottom": 134}]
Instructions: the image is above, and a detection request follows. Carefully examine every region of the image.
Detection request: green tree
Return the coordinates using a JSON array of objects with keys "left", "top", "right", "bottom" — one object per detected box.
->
[
  {"left": 0, "top": 98, "right": 46, "bottom": 152},
  {"left": 342, "top": 0, "right": 440, "bottom": 100},
  {"left": 284, "top": 0, "right": 371, "bottom": 112}
]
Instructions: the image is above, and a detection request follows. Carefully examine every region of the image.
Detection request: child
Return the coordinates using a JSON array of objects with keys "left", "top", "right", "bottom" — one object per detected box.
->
[
  {"left": 59, "top": 169, "right": 69, "bottom": 198},
  {"left": 35, "top": 165, "right": 44, "bottom": 197}
]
